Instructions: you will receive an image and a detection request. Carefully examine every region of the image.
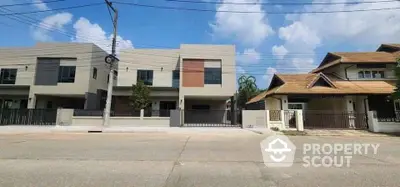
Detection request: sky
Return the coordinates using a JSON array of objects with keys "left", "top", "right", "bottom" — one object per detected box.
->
[{"left": 1, "top": 0, "right": 400, "bottom": 88}]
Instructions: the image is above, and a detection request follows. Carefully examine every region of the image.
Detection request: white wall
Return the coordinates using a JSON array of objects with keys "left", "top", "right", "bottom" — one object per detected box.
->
[
  {"left": 242, "top": 110, "right": 267, "bottom": 128},
  {"left": 179, "top": 44, "right": 236, "bottom": 98},
  {"left": 70, "top": 116, "right": 170, "bottom": 127},
  {"left": 322, "top": 64, "right": 396, "bottom": 80},
  {"left": 117, "top": 49, "right": 180, "bottom": 87}
]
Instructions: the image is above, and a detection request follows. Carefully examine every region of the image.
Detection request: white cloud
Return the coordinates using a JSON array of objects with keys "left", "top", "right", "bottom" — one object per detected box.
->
[
  {"left": 237, "top": 48, "right": 261, "bottom": 64},
  {"left": 237, "top": 66, "right": 246, "bottom": 75},
  {"left": 272, "top": 45, "right": 289, "bottom": 60},
  {"left": 275, "top": 0, "right": 400, "bottom": 72},
  {"left": 72, "top": 17, "right": 133, "bottom": 53},
  {"left": 33, "top": 0, "right": 49, "bottom": 11},
  {"left": 210, "top": 0, "right": 274, "bottom": 47},
  {"left": 263, "top": 67, "right": 277, "bottom": 84},
  {"left": 32, "top": 13, "right": 73, "bottom": 41}
]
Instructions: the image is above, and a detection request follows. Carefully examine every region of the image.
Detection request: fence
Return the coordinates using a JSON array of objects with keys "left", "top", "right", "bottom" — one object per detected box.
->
[
  {"left": 0, "top": 109, "right": 57, "bottom": 125},
  {"left": 183, "top": 109, "right": 241, "bottom": 127},
  {"left": 269, "top": 110, "right": 281, "bottom": 121},
  {"left": 302, "top": 111, "right": 367, "bottom": 129},
  {"left": 376, "top": 111, "right": 400, "bottom": 122}
]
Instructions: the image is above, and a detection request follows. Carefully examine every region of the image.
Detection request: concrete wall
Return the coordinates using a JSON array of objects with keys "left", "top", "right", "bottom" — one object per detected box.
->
[
  {"left": 117, "top": 49, "right": 180, "bottom": 87},
  {"left": 88, "top": 45, "right": 110, "bottom": 93},
  {"left": 265, "top": 96, "right": 287, "bottom": 110},
  {"left": 242, "top": 110, "right": 266, "bottom": 128},
  {"left": 368, "top": 111, "right": 400, "bottom": 133},
  {"left": 70, "top": 116, "right": 170, "bottom": 127},
  {"left": 179, "top": 44, "right": 236, "bottom": 98},
  {"left": 0, "top": 43, "right": 107, "bottom": 108},
  {"left": 56, "top": 108, "right": 74, "bottom": 126}
]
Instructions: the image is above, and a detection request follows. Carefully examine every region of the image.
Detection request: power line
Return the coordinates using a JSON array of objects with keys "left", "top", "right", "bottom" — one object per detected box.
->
[
  {"left": 165, "top": 0, "right": 399, "bottom": 6},
  {"left": 114, "top": 1, "right": 400, "bottom": 14},
  {"left": 0, "top": 2, "right": 105, "bottom": 16},
  {"left": 0, "top": 0, "right": 66, "bottom": 8}
]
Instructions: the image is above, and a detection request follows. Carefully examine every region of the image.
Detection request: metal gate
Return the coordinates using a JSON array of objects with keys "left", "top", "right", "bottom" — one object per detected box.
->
[
  {"left": 303, "top": 111, "right": 368, "bottom": 129},
  {"left": 182, "top": 109, "right": 241, "bottom": 127},
  {"left": 284, "top": 110, "right": 296, "bottom": 129},
  {"left": 0, "top": 109, "right": 57, "bottom": 125}
]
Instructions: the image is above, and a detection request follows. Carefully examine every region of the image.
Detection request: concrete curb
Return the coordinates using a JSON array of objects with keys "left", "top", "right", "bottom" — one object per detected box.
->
[{"left": 0, "top": 125, "right": 272, "bottom": 134}]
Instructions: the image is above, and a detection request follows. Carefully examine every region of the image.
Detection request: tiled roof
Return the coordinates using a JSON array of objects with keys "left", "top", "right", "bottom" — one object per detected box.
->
[
  {"left": 312, "top": 52, "right": 397, "bottom": 73},
  {"left": 247, "top": 73, "right": 395, "bottom": 104}
]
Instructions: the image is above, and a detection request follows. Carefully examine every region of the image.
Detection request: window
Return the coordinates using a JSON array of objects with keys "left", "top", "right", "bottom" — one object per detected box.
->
[
  {"left": 358, "top": 71, "right": 364, "bottom": 79},
  {"left": 137, "top": 70, "right": 153, "bottom": 86},
  {"left": 358, "top": 70, "right": 385, "bottom": 79},
  {"left": 0, "top": 69, "right": 17, "bottom": 84},
  {"left": 93, "top": 67, "right": 97, "bottom": 79},
  {"left": 365, "top": 71, "right": 372, "bottom": 78},
  {"left": 204, "top": 68, "right": 222, "bottom": 84},
  {"left": 58, "top": 66, "right": 76, "bottom": 83},
  {"left": 173, "top": 70, "right": 180, "bottom": 80},
  {"left": 172, "top": 70, "right": 179, "bottom": 88}
]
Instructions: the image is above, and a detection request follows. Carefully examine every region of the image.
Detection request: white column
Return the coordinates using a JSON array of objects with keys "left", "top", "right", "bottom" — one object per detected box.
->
[
  {"left": 295, "top": 110, "right": 304, "bottom": 131},
  {"left": 280, "top": 110, "right": 286, "bottom": 130},
  {"left": 265, "top": 110, "right": 270, "bottom": 129},
  {"left": 140, "top": 109, "right": 144, "bottom": 120},
  {"left": 345, "top": 96, "right": 355, "bottom": 128}
]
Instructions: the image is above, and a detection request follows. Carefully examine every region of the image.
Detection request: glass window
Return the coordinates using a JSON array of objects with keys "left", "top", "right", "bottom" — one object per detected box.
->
[
  {"left": 172, "top": 70, "right": 180, "bottom": 80},
  {"left": 0, "top": 69, "right": 17, "bottom": 84},
  {"left": 93, "top": 67, "right": 97, "bottom": 79},
  {"left": 358, "top": 71, "right": 364, "bottom": 79},
  {"left": 58, "top": 66, "right": 76, "bottom": 83},
  {"left": 137, "top": 70, "right": 153, "bottom": 86},
  {"left": 378, "top": 71, "right": 385, "bottom": 78},
  {"left": 395, "top": 100, "right": 400, "bottom": 111},
  {"left": 364, "top": 71, "right": 372, "bottom": 78},
  {"left": 372, "top": 71, "right": 378, "bottom": 78},
  {"left": 204, "top": 68, "right": 222, "bottom": 84}
]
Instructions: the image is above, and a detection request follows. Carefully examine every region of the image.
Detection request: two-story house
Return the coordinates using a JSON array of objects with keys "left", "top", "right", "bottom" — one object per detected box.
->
[
  {"left": 247, "top": 44, "right": 399, "bottom": 129},
  {"left": 0, "top": 43, "right": 110, "bottom": 110},
  {"left": 113, "top": 44, "right": 236, "bottom": 124}
]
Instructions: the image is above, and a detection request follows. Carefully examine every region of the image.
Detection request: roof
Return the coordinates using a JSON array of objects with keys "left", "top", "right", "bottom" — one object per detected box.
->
[
  {"left": 311, "top": 52, "right": 397, "bottom": 73},
  {"left": 381, "top": 44, "right": 400, "bottom": 48},
  {"left": 247, "top": 73, "right": 395, "bottom": 104}
]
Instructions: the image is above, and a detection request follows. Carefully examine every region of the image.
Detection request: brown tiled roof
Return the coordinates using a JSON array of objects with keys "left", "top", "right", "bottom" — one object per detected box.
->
[
  {"left": 311, "top": 52, "right": 397, "bottom": 73},
  {"left": 382, "top": 44, "right": 400, "bottom": 48},
  {"left": 247, "top": 73, "right": 395, "bottom": 104}
]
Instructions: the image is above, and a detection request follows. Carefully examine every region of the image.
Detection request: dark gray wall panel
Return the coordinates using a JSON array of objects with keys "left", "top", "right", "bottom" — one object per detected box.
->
[{"left": 35, "top": 58, "right": 60, "bottom": 85}]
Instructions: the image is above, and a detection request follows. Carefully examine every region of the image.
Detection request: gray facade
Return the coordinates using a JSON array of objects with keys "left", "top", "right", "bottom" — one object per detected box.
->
[{"left": 0, "top": 43, "right": 109, "bottom": 110}]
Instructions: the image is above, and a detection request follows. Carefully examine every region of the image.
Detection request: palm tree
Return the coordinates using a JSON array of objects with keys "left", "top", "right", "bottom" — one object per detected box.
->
[{"left": 237, "top": 75, "right": 258, "bottom": 109}]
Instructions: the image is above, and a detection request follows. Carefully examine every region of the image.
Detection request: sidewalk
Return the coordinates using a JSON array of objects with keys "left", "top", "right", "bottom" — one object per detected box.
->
[{"left": 0, "top": 125, "right": 273, "bottom": 135}]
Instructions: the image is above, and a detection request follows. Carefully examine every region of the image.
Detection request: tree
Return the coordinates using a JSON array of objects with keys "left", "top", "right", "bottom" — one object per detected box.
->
[
  {"left": 129, "top": 80, "right": 151, "bottom": 110},
  {"left": 237, "top": 75, "right": 259, "bottom": 109},
  {"left": 393, "top": 58, "right": 400, "bottom": 99}
]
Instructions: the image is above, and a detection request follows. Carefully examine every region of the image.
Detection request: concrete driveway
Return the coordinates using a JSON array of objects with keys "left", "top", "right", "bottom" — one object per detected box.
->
[{"left": 0, "top": 130, "right": 399, "bottom": 187}]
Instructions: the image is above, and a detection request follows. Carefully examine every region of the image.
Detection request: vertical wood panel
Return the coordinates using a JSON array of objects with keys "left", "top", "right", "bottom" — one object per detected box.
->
[{"left": 182, "top": 59, "right": 204, "bottom": 87}]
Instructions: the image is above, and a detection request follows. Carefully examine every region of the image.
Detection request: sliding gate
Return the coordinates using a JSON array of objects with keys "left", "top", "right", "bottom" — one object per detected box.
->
[{"left": 183, "top": 109, "right": 242, "bottom": 127}]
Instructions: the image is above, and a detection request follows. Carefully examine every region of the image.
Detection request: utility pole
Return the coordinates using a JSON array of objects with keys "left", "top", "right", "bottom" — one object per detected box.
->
[{"left": 103, "top": 0, "right": 118, "bottom": 126}]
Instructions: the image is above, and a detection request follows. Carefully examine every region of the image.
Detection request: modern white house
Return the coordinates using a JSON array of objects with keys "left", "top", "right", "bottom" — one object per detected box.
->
[
  {"left": 113, "top": 44, "right": 237, "bottom": 125},
  {"left": 0, "top": 43, "right": 110, "bottom": 110},
  {"left": 247, "top": 44, "right": 400, "bottom": 130}
]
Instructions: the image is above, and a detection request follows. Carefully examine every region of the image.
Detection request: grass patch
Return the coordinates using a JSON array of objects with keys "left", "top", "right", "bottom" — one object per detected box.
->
[{"left": 281, "top": 130, "right": 307, "bottom": 136}]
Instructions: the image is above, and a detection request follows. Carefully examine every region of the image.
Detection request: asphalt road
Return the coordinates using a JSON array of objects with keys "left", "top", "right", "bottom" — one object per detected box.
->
[{"left": 0, "top": 130, "right": 399, "bottom": 187}]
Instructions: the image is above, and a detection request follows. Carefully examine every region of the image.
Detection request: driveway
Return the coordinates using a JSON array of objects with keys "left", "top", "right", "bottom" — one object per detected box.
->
[{"left": 0, "top": 130, "right": 399, "bottom": 187}]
